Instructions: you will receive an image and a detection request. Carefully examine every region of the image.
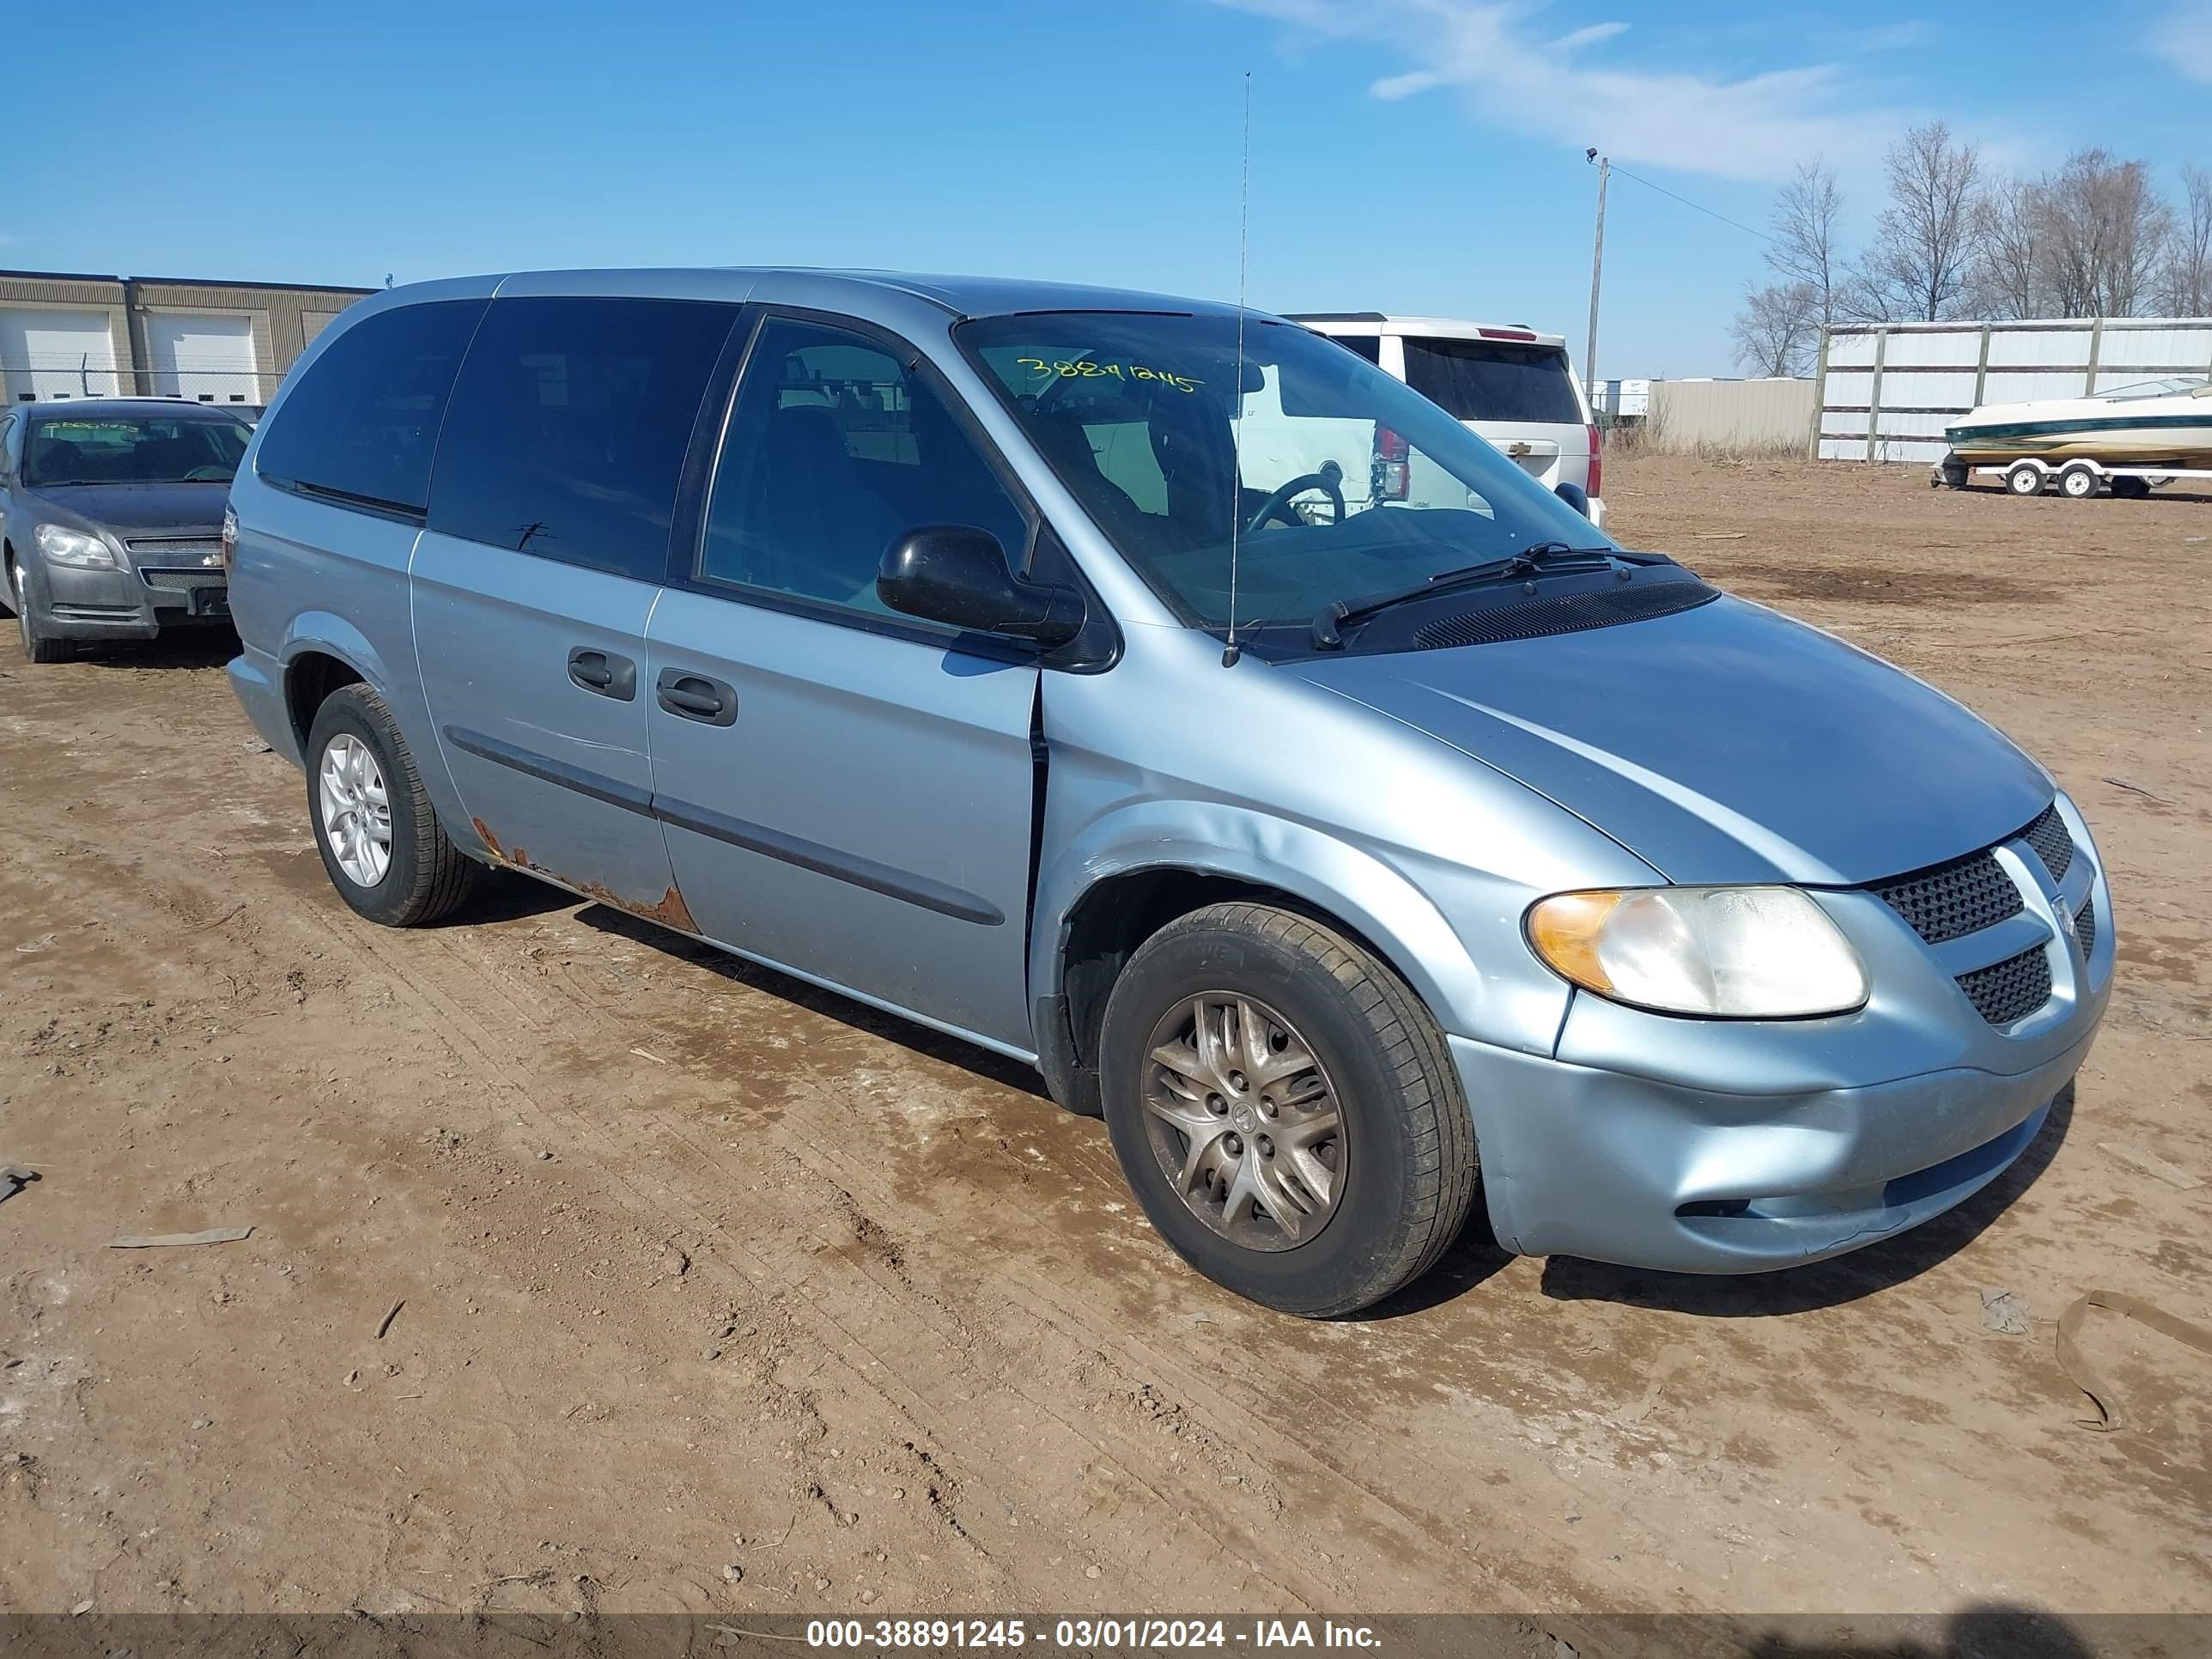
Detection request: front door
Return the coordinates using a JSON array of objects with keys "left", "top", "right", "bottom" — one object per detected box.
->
[
  {"left": 645, "top": 313, "right": 1042, "bottom": 1051},
  {"left": 414, "top": 293, "right": 741, "bottom": 916}
]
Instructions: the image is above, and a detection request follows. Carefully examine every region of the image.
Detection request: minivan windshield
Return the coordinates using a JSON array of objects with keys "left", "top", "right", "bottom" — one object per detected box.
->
[
  {"left": 24, "top": 414, "right": 252, "bottom": 487},
  {"left": 958, "top": 313, "right": 1612, "bottom": 630}
]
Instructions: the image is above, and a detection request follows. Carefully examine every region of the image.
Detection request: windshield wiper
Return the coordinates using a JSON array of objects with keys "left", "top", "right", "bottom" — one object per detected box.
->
[{"left": 1309, "top": 541, "right": 1613, "bottom": 650}]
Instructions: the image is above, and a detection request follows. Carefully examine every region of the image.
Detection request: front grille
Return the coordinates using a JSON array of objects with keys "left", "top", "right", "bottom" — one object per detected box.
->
[
  {"left": 1869, "top": 851, "right": 2023, "bottom": 945},
  {"left": 140, "top": 568, "right": 228, "bottom": 593},
  {"left": 125, "top": 537, "right": 221, "bottom": 557},
  {"left": 2021, "top": 805, "right": 2075, "bottom": 884},
  {"left": 1958, "top": 945, "right": 2053, "bottom": 1026},
  {"left": 2076, "top": 896, "right": 2097, "bottom": 959},
  {"left": 1410, "top": 577, "right": 1720, "bottom": 650}
]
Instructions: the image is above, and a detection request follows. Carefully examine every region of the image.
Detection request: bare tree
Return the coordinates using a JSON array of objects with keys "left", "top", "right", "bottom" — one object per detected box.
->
[
  {"left": 1730, "top": 283, "right": 1820, "bottom": 377},
  {"left": 1851, "top": 121, "right": 1983, "bottom": 321},
  {"left": 2157, "top": 163, "right": 2212, "bottom": 314},
  {"left": 1967, "top": 176, "right": 2046, "bottom": 319},
  {"left": 1765, "top": 160, "right": 1845, "bottom": 327},
  {"left": 2038, "top": 149, "right": 2173, "bottom": 315}
]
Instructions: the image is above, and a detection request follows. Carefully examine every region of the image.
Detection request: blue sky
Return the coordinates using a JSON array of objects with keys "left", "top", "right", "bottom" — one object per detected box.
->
[{"left": 9, "top": 0, "right": 2209, "bottom": 376}]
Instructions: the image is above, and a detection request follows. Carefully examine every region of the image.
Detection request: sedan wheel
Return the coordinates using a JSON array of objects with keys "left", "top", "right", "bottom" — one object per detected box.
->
[{"left": 318, "top": 732, "right": 394, "bottom": 888}]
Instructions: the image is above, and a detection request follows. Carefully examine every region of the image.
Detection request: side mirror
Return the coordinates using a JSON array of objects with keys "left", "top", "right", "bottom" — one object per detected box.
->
[
  {"left": 1553, "top": 480, "right": 1591, "bottom": 518},
  {"left": 878, "top": 526, "right": 1085, "bottom": 648}
]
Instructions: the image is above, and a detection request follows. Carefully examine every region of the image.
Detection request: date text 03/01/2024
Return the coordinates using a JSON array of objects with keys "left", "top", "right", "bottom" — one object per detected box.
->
[{"left": 803, "top": 1618, "right": 1383, "bottom": 1650}]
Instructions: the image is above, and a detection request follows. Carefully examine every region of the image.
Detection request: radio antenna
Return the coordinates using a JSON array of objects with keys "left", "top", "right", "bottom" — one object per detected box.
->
[{"left": 1223, "top": 69, "right": 1251, "bottom": 670}]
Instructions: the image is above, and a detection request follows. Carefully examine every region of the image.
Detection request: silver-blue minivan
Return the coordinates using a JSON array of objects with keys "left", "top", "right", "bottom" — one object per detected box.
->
[{"left": 224, "top": 270, "right": 2111, "bottom": 1316}]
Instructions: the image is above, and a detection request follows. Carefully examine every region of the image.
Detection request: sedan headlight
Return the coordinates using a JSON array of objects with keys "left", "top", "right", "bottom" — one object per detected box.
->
[
  {"left": 34, "top": 523, "right": 117, "bottom": 568},
  {"left": 1527, "top": 887, "right": 1869, "bottom": 1018}
]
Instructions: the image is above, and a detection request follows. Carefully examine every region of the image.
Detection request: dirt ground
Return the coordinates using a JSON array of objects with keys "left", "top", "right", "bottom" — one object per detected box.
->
[{"left": 2, "top": 454, "right": 2207, "bottom": 1638}]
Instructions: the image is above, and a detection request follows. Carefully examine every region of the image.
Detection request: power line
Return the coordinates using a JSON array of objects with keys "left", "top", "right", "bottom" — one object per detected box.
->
[{"left": 1607, "top": 161, "right": 1775, "bottom": 245}]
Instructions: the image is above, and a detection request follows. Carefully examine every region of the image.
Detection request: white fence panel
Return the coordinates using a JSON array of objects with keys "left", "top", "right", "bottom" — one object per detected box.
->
[
  {"left": 1985, "top": 327, "right": 2093, "bottom": 367},
  {"left": 1815, "top": 316, "right": 2212, "bottom": 462},
  {"left": 2099, "top": 325, "right": 2212, "bottom": 368},
  {"left": 1879, "top": 368, "right": 1979, "bottom": 409}
]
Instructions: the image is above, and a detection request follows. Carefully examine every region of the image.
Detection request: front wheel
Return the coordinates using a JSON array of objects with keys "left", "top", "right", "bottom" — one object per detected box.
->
[
  {"left": 10, "top": 559, "right": 74, "bottom": 664},
  {"left": 306, "top": 683, "right": 480, "bottom": 926},
  {"left": 2006, "top": 461, "right": 2046, "bottom": 497},
  {"left": 1098, "top": 902, "right": 1477, "bottom": 1316}
]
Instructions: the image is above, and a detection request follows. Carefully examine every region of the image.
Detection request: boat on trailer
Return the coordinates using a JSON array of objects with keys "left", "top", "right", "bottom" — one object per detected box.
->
[{"left": 1934, "top": 375, "right": 2212, "bottom": 498}]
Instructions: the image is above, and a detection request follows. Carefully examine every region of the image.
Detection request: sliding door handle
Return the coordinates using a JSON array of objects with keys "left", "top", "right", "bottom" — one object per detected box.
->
[
  {"left": 568, "top": 647, "right": 636, "bottom": 701},
  {"left": 655, "top": 668, "right": 738, "bottom": 726}
]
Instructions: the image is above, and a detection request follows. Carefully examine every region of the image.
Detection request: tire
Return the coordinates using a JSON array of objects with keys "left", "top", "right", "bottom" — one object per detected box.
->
[
  {"left": 2058, "top": 463, "right": 2100, "bottom": 500},
  {"left": 2006, "top": 462, "right": 2045, "bottom": 497},
  {"left": 2111, "top": 476, "right": 2150, "bottom": 500},
  {"left": 10, "top": 560, "right": 74, "bottom": 664},
  {"left": 1097, "top": 902, "right": 1477, "bottom": 1317},
  {"left": 305, "top": 683, "right": 480, "bottom": 927}
]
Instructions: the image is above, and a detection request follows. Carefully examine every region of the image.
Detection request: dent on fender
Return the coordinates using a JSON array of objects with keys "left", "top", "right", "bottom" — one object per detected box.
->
[
  {"left": 1043, "top": 797, "right": 1492, "bottom": 1030},
  {"left": 469, "top": 816, "right": 699, "bottom": 933}
]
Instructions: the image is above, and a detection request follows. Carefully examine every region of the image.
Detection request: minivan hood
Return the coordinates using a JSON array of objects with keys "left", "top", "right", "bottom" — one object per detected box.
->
[
  {"left": 23, "top": 481, "right": 228, "bottom": 535},
  {"left": 1288, "top": 592, "right": 2051, "bottom": 886}
]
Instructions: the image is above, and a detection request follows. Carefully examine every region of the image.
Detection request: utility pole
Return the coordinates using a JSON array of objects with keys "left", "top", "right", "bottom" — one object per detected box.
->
[{"left": 1584, "top": 149, "right": 1608, "bottom": 410}]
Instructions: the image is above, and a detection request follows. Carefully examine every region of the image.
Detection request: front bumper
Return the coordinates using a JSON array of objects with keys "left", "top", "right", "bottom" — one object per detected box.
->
[
  {"left": 1452, "top": 1027, "right": 2090, "bottom": 1272},
  {"left": 34, "top": 556, "right": 230, "bottom": 641},
  {"left": 1455, "top": 798, "right": 2112, "bottom": 1273}
]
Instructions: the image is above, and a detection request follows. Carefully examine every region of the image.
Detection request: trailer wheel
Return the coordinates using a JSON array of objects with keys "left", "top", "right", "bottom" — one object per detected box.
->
[
  {"left": 2058, "top": 464, "right": 2100, "bottom": 500},
  {"left": 2006, "top": 462, "right": 2045, "bottom": 497},
  {"left": 2111, "top": 476, "right": 2150, "bottom": 500}
]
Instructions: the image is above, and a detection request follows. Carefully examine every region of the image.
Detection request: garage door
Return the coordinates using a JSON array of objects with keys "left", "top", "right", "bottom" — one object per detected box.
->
[
  {"left": 147, "top": 313, "right": 261, "bottom": 404},
  {"left": 0, "top": 308, "right": 120, "bottom": 402}
]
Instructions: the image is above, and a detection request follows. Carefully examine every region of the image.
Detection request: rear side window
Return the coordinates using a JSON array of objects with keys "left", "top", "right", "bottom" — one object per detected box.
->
[
  {"left": 1401, "top": 337, "right": 1582, "bottom": 424},
  {"left": 255, "top": 300, "right": 485, "bottom": 513},
  {"left": 428, "top": 296, "right": 737, "bottom": 581},
  {"left": 1328, "top": 333, "right": 1381, "bottom": 365}
]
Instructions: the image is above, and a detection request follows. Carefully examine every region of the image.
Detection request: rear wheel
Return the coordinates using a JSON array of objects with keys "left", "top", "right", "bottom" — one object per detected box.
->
[
  {"left": 306, "top": 683, "right": 480, "bottom": 927},
  {"left": 1098, "top": 902, "right": 1477, "bottom": 1316},
  {"left": 2006, "top": 461, "right": 2046, "bottom": 497},
  {"left": 2058, "top": 463, "right": 2100, "bottom": 499}
]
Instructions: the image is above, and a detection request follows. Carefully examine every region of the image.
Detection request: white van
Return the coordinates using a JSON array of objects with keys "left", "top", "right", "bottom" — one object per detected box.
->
[{"left": 1285, "top": 313, "right": 1606, "bottom": 529}]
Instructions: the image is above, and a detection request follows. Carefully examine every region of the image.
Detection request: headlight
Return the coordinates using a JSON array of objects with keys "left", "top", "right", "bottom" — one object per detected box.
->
[
  {"left": 1527, "top": 887, "right": 1869, "bottom": 1018},
  {"left": 34, "top": 523, "right": 116, "bottom": 568}
]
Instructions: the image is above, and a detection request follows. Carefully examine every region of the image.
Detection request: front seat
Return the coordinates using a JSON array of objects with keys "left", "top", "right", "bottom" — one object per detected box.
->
[
  {"left": 28, "top": 436, "right": 84, "bottom": 483},
  {"left": 752, "top": 406, "right": 900, "bottom": 606}
]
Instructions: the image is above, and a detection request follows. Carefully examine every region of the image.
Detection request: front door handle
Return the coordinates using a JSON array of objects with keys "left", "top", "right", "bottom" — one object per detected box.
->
[
  {"left": 655, "top": 667, "right": 738, "bottom": 726},
  {"left": 568, "top": 647, "right": 636, "bottom": 701}
]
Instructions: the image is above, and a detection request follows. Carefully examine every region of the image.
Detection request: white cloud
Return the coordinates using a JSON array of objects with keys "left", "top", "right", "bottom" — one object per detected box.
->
[
  {"left": 2152, "top": 0, "right": 2212, "bottom": 81},
  {"left": 1552, "top": 21, "right": 1628, "bottom": 51},
  {"left": 1215, "top": 0, "right": 1909, "bottom": 183}
]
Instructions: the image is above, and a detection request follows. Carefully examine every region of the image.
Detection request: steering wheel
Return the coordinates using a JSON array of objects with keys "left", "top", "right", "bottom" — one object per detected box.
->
[{"left": 1247, "top": 460, "right": 1346, "bottom": 532}]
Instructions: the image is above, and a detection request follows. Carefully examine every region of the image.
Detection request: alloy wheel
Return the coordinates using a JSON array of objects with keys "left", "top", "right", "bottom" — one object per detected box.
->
[{"left": 318, "top": 733, "right": 393, "bottom": 888}]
